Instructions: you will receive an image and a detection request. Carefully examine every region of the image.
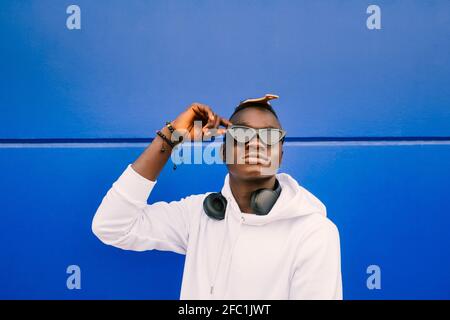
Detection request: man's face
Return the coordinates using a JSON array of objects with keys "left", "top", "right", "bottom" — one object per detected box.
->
[{"left": 222, "top": 107, "right": 284, "bottom": 181}]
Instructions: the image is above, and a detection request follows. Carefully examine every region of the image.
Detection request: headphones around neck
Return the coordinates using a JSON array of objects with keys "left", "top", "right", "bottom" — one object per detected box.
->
[{"left": 203, "top": 179, "right": 282, "bottom": 220}]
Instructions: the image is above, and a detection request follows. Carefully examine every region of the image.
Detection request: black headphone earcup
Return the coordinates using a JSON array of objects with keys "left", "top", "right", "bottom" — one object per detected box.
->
[
  {"left": 250, "top": 179, "right": 282, "bottom": 215},
  {"left": 203, "top": 192, "right": 227, "bottom": 220}
]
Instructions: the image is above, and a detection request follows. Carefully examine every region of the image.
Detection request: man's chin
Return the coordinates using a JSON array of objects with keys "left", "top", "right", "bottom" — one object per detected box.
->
[{"left": 233, "top": 163, "right": 277, "bottom": 179}]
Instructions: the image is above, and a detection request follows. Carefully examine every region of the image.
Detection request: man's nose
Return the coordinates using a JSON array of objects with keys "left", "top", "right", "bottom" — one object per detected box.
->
[{"left": 247, "top": 134, "right": 266, "bottom": 151}]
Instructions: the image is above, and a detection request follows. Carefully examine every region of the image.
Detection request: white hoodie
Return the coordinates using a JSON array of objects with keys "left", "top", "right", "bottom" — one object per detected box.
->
[{"left": 92, "top": 164, "right": 343, "bottom": 300}]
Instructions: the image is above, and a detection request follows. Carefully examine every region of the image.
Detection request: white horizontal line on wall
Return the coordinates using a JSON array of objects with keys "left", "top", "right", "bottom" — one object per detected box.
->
[{"left": 1, "top": 140, "right": 450, "bottom": 148}]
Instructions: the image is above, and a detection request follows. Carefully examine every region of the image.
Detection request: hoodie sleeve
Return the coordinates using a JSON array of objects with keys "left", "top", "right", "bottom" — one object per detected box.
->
[
  {"left": 91, "top": 164, "right": 194, "bottom": 255},
  {"left": 289, "top": 217, "right": 343, "bottom": 300}
]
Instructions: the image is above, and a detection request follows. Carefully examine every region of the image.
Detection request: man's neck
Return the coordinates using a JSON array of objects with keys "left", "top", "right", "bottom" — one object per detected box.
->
[{"left": 228, "top": 174, "right": 277, "bottom": 214}]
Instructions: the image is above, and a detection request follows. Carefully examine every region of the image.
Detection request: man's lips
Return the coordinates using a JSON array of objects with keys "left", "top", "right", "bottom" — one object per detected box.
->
[{"left": 241, "top": 152, "right": 271, "bottom": 165}]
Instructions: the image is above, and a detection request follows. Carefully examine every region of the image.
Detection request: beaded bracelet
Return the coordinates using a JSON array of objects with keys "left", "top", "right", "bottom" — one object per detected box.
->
[
  {"left": 156, "top": 130, "right": 175, "bottom": 151},
  {"left": 165, "top": 121, "right": 184, "bottom": 145},
  {"left": 165, "top": 121, "right": 175, "bottom": 133},
  {"left": 157, "top": 122, "right": 182, "bottom": 170}
]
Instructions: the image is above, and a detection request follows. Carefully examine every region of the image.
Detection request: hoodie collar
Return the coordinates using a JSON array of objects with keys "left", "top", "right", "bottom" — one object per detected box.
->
[{"left": 220, "top": 172, "right": 327, "bottom": 226}]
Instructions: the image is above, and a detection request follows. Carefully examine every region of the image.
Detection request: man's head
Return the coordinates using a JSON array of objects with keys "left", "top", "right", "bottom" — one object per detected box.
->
[{"left": 221, "top": 94, "right": 285, "bottom": 181}]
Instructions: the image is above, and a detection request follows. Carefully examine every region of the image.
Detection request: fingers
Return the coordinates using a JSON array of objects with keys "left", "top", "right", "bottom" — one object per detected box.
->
[
  {"left": 216, "top": 128, "right": 228, "bottom": 135},
  {"left": 205, "top": 111, "right": 218, "bottom": 129},
  {"left": 190, "top": 102, "right": 231, "bottom": 137},
  {"left": 220, "top": 117, "right": 233, "bottom": 128},
  {"left": 203, "top": 115, "right": 216, "bottom": 136},
  {"left": 191, "top": 103, "right": 214, "bottom": 125},
  {"left": 204, "top": 118, "right": 230, "bottom": 137},
  {"left": 215, "top": 116, "right": 232, "bottom": 135},
  {"left": 207, "top": 113, "right": 231, "bottom": 131},
  {"left": 213, "top": 113, "right": 221, "bottom": 128}
]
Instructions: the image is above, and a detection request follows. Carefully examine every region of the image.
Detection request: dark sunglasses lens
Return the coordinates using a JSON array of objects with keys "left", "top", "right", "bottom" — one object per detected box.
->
[
  {"left": 259, "top": 129, "right": 285, "bottom": 145},
  {"left": 228, "top": 127, "right": 256, "bottom": 143}
]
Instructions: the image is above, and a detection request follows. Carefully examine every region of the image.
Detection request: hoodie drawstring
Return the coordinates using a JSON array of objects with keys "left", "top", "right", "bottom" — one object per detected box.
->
[
  {"left": 210, "top": 199, "right": 245, "bottom": 296},
  {"left": 210, "top": 204, "right": 230, "bottom": 295},
  {"left": 222, "top": 215, "right": 244, "bottom": 296}
]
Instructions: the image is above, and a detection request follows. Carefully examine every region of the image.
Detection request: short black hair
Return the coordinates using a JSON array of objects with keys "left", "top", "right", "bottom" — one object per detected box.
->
[{"left": 229, "top": 101, "right": 279, "bottom": 121}]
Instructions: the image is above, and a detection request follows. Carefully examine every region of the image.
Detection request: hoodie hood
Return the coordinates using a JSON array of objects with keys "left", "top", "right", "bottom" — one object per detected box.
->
[{"left": 219, "top": 172, "right": 327, "bottom": 226}]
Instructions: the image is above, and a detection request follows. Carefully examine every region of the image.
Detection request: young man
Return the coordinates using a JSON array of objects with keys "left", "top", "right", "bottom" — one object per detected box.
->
[{"left": 92, "top": 94, "right": 343, "bottom": 299}]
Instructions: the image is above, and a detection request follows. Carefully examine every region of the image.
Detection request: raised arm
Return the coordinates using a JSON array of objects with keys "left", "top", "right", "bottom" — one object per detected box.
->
[{"left": 91, "top": 103, "right": 231, "bottom": 254}]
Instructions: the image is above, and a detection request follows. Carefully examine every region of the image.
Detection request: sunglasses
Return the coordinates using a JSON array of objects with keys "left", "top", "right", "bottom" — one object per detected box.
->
[{"left": 226, "top": 125, "right": 287, "bottom": 146}]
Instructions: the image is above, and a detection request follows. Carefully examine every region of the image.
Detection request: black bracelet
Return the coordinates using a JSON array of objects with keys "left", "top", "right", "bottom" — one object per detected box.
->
[
  {"left": 157, "top": 125, "right": 179, "bottom": 171},
  {"left": 156, "top": 130, "right": 175, "bottom": 149},
  {"left": 165, "top": 121, "right": 175, "bottom": 133},
  {"left": 165, "top": 121, "right": 184, "bottom": 145}
]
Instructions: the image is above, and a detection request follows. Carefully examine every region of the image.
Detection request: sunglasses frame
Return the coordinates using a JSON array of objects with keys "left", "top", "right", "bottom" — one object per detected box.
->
[{"left": 226, "top": 125, "right": 287, "bottom": 146}]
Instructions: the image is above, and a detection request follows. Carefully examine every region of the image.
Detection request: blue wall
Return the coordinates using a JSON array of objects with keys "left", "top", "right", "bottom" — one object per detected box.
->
[{"left": 0, "top": 0, "right": 449, "bottom": 299}]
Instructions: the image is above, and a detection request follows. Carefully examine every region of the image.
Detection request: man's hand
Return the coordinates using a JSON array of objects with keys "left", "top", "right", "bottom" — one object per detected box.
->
[
  {"left": 172, "top": 103, "right": 232, "bottom": 142},
  {"left": 132, "top": 102, "right": 232, "bottom": 181}
]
